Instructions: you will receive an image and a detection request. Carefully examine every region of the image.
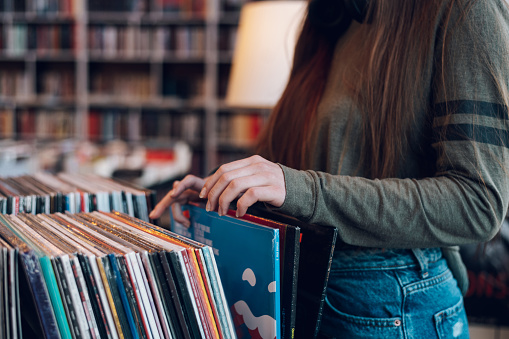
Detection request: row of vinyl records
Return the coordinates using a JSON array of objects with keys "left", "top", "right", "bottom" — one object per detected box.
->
[
  {"left": 0, "top": 210, "right": 235, "bottom": 339},
  {"left": 0, "top": 172, "right": 155, "bottom": 223},
  {"left": 0, "top": 171, "right": 340, "bottom": 338}
]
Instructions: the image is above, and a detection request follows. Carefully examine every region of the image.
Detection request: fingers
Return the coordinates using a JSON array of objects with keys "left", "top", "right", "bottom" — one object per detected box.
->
[
  {"left": 149, "top": 174, "right": 205, "bottom": 219},
  {"left": 235, "top": 185, "right": 285, "bottom": 217},
  {"left": 199, "top": 156, "right": 261, "bottom": 199},
  {"left": 149, "top": 188, "right": 176, "bottom": 219},
  {"left": 201, "top": 155, "right": 286, "bottom": 216},
  {"left": 172, "top": 175, "right": 206, "bottom": 197},
  {"left": 150, "top": 156, "right": 286, "bottom": 222},
  {"left": 171, "top": 202, "right": 191, "bottom": 227}
]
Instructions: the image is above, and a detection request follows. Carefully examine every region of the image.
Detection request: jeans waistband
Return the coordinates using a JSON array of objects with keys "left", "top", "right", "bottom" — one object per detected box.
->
[{"left": 331, "top": 247, "right": 443, "bottom": 278}]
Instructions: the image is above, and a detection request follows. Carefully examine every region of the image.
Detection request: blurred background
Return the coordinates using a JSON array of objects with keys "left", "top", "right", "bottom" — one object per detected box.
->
[{"left": 0, "top": 0, "right": 507, "bottom": 337}]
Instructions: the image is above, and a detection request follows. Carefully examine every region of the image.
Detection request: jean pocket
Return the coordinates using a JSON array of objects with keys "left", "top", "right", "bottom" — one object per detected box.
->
[
  {"left": 434, "top": 298, "right": 469, "bottom": 339},
  {"left": 323, "top": 295, "right": 403, "bottom": 339}
]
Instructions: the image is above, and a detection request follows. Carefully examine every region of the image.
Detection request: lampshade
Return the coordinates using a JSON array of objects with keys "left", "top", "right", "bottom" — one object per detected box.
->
[{"left": 225, "top": 1, "right": 306, "bottom": 108}]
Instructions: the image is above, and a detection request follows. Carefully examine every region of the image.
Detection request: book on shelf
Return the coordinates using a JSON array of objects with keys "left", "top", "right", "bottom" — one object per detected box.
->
[{"left": 0, "top": 209, "right": 236, "bottom": 339}]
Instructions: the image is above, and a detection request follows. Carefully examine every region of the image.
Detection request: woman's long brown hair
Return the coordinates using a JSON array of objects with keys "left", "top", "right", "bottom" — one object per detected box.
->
[{"left": 255, "top": 0, "right": 450, "bottom": 178}]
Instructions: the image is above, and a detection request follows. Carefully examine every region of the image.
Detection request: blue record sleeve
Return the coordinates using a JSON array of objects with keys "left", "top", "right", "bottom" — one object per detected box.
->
[{"left": 171, "top": 204, "right": 280, "bottom": 339}]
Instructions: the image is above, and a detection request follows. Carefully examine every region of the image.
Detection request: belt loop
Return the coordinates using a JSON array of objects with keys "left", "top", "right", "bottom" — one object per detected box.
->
[{"left": 411, "top": 248, "right": 429, "bottom": 279}]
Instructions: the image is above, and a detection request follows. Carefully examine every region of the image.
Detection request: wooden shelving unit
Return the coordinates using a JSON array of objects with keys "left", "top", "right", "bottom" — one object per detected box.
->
[{"left": 0, "top": 0, "right": 262, "bottom": 177}]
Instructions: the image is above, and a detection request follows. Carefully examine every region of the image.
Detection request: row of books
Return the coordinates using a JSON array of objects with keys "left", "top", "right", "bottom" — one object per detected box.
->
[
  {"left": 90, "top": 71, "right": 153, "bottom": 100},
  {"left": 141, "top": 110, "right": 202, "bottom": 146},
  {"left": 38, "top": 69, "right": 75, "bottom": 99},
  {"left": 218, "top": 27, "right": 237, "bottom": 53},
  {"left": 88, "top": 0, "right": 148, "bottom": 13},
  {"left": 0, "top": 107, "right": 204, "bottom": 142},
  {"left": 15, "top": 109, "right": 74, "bottom": 140},
  {"left": 0, "top": 210, "right": 235, "bottom": 338},
  {"left": 0, "top": 173, "right": 155, "bottom": 222},
  {"left": 0, "top": 24, "right": 75, "bottom": 56},
  {"left": 88, "top": 25, "right": 206, "bottom": 58},
  {"left": 0, "top": 70, "right": 30, "bottom": 99},
  {"left": 0, "top": 109, "right": 14, "bottom": 139},
  {"left": 217, "top": 113, "right": 264, "bottom": 148},
  {"left": 0, "top": 69, "right": 74, "bottom": 100},
  {"left": 89, "top": 0, "right": 205, "bottom": 16},
  {"left": 0, "top": 0, "right": 78, "bottom": 14}
]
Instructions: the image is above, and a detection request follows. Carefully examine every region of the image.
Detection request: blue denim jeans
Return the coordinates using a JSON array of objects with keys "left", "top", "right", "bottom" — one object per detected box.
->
[{"left": 318, "top": 248, "right": 469, "bottom": 339}]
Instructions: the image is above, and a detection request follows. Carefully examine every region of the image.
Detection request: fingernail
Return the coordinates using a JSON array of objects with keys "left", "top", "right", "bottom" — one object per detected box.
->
[
  {"left": 235, "top": 210, "right": 239, "bottom": 218},
  {"left": 199, "top": 187, "right": 207, "bottom": 199},
  {"left": 217, "top": 207, "right": 223, "bottom": 216},
  {"left": 149, "top": 212, "right": 155, "bottom": 219},
  {"left": 206, "top": 201, "right": 211, "bottom": 212}
]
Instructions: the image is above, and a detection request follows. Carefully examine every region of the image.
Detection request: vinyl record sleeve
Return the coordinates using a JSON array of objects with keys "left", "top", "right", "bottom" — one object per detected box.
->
[
  {"left": 248, "top": 205, "right": 338, "bottom": 339},
  {"left": 185, "top": 248, "right": 220, "bottom": 339},
  {"left": 139, "top": 252, "right": 171, "bottom": 339},
  {"left": 87, "top": 255, "right": 119, "bottom": 339},
  {"left": 52, "top": 257, "right": 81, "bottom": 339},
  {"left": 108, "top": 254, "right": 139, "bottom": 339},
  {"left": 116, "top": 255, "right": 147, "bottom": 339},
  {"left": 19, "top": 250, "right": 61, "bottom": 339},
  {"left": 77, "top": 254, "right": 111, "bottom": 339},
  {"left": 102, "top": 256, "right": 133, "bottom": 339},
  {"left": 40, "top": 256, "right": 73, "bottom": 339},
  {"left": 165, "top": 251, "right": 202, "bottom": 339},
  {"left": 96, "top": 258, "right": 125, "bottom": 339},
  {"left": 158, "top": 251, "right": 192, "bottom": 339},
  {"left": 61, "top": 255, "right": 91, "bottom": 338},
  {"left": 193, "top": 248, "right": 225, "bottom": 339},
  {"left": 171, "top": 204, "right": 281, "bottom": 339},
  {"left": 71, "top": 256, "right": 101, "bottom": 338},
  {"left": 227, "top": 210, "right": 301, "bottom": 339},
  {"left": 0, "top": 244, "right": 6, "bottom": 339},
  {"left": 146, "top": 252, "right": 180, "bottom": 339},
  {"left": 130, "top": 252, "right": 164, "bottom": 339}
]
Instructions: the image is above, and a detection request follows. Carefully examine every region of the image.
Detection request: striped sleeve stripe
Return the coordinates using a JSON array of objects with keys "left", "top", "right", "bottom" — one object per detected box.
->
[
  {"left": 436, "top": 124, "right": 509, "bottom": 148},
  {"left": 434, "top": 100, "right": 509, "bottom": 120}
]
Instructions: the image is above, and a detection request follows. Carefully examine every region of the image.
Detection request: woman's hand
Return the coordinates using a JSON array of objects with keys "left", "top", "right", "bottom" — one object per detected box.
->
[
  {"left": 149, "top": 174, "right": 206, "bottom": 227},
  {"left": 199, "top": 155, "right": 286, "bottom": 217}
]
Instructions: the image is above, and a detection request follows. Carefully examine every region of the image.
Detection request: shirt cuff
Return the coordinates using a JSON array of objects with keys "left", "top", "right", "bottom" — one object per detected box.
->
[{"left": 272, "top": 164, "right": 317, "bottom": 221}]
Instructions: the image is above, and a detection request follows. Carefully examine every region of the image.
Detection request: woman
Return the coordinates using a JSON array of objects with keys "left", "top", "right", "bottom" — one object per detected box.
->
[{"left": 150, "top": 0, "right": 509, "bottom": 337}]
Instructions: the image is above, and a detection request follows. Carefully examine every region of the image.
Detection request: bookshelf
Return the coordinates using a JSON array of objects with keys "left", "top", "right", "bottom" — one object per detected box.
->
[{"left": 0, "top": 0, "right": 262, "bottom": 177}]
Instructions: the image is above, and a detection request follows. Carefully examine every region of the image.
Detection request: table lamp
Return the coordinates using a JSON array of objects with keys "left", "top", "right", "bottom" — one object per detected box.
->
[{"left": 225, "top": 1, "right": 307, "bottom": 108}]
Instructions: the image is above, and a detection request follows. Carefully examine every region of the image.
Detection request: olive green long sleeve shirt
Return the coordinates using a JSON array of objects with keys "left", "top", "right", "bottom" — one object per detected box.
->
[{"left": 276, "top": 0, "right": 509, "bottom": 252}]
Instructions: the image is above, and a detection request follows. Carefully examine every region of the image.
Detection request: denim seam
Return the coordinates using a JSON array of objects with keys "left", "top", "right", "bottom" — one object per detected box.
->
[
  {"left": 324, "top": 296, "right": 402, "bottom": 328},
  {"left": 404, "top": 270, "right": 452, "bottom": 294},
  {"left": 330, "top": 263, "right": 419, "bottom": 272},
  {"left": 396, "top": 272, "right": 410, "bottom": 339}
]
